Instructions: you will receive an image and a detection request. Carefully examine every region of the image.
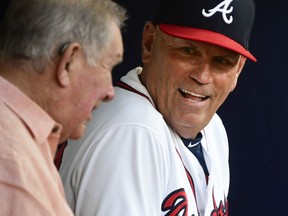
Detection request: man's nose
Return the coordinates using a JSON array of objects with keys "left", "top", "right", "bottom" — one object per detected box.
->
[
  {"left": 189, "top": 63, "right": 213, "bottom": 85},
  {"left": 102, "top": 86, "right": 115, "bottom": 102}
]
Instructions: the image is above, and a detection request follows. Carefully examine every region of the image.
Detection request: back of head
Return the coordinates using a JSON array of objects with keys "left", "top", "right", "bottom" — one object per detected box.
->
[
  {"left": 0, "top": 0, "right": 126, "bottom": 72},
  {"left": 154, "top": 0, "right": 256, "bottom": 62}
]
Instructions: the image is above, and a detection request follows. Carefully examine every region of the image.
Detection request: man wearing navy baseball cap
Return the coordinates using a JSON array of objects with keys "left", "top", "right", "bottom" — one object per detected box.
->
[
  {"left": 58, "top": 0, "right": 256, "bottom": 215},
  {"left": 154, "top": 0, "right": 256, "bottom": 61}
]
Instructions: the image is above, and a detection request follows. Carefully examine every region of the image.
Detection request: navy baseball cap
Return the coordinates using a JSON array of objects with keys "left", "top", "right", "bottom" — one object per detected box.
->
[{"left": 154, "top": 0, "right": 257, "bottom": 62}]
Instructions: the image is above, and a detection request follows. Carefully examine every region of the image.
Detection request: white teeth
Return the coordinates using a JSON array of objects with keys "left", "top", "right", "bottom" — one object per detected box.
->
[{"left": 179, "top": 88, "right": 206, "bottom": 98}]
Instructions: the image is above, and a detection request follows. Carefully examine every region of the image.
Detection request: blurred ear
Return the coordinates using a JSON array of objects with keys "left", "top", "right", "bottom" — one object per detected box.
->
[
  {"left": 56, "top": 42, "right": 81, "bottom": 87},
  {"left": 142, "top": 21, "right": 156, "bottom": 63},
  {"left": 230, "top": 56, "right": 247, "bottom": 92}
]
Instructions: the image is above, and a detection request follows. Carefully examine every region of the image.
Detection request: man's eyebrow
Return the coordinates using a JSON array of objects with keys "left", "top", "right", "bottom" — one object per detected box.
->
[{"left": 223, "top": 51, "right": 241, "bottom": 60}]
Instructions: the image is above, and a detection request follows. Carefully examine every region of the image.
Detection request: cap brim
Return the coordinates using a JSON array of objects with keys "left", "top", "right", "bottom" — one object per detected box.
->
[{"left": 159, "top": 24, "right": 257, "bottom": 62}]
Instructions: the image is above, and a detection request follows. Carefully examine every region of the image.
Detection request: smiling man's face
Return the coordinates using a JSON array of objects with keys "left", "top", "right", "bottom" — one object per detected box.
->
[{"left": 140, "top": 23, "right": 246, "bottom": 139}]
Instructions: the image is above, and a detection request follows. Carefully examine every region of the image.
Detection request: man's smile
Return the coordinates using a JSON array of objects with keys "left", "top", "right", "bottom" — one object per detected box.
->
[{"left": 179, "top": 88, "right": 209, "bottom": 102}]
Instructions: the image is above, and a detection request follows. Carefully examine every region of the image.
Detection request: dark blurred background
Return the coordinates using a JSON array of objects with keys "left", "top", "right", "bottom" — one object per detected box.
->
[{"left": 1, "top": 0, "right": 288, "bottom": 215}]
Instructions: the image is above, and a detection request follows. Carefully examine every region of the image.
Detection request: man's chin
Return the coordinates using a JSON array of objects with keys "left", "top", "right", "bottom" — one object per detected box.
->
[{"left": 69, "top": 124, "right": 86, "bottom": 140}]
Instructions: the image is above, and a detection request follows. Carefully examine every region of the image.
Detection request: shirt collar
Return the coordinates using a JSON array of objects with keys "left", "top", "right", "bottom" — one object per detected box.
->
[{"left": 0, "top": 76, "right": 61, "bottom": 146}]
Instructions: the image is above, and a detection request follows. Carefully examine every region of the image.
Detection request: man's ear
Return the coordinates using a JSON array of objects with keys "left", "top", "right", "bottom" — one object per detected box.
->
[
  {"left": 56, "top": 42, "right": 81, "bottom": 87},
  {"left": 230, "top": 56, "right": 247, "bottom": 92},
  {"left": 142, "top": 21, "right": 156, "bottom": 63}
]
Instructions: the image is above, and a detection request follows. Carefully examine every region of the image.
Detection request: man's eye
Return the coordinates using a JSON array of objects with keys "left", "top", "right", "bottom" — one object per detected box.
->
[
  {"left": 213, "top": 56, "right": 232, "bottom": 65},
  {"left": 181, "top": 47, "right": 195, "bottom": 55}
]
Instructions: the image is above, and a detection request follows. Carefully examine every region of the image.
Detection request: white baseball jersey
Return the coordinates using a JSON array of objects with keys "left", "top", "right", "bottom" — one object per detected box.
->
[{"left": 59, "top": 67, "right": 230, "bottom": 216}]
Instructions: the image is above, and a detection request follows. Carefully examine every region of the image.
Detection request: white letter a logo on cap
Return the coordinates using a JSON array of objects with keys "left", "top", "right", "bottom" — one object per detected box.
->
[{"left": 202, "top": 0, "right": 233, "bottom": 24}]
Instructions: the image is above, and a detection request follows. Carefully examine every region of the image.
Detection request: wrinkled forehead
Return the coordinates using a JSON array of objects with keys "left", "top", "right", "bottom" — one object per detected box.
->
[{"left": 155, "top": 26, "right": 240, "bottom": 57}]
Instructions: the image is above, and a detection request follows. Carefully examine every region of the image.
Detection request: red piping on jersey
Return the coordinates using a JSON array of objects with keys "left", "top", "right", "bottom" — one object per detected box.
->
[
  {"left": 116, "top": 81, "right": 153, "bottom": 105},
  {"left": 176, "top": 149, "right": 200, "bottom": 215}
]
